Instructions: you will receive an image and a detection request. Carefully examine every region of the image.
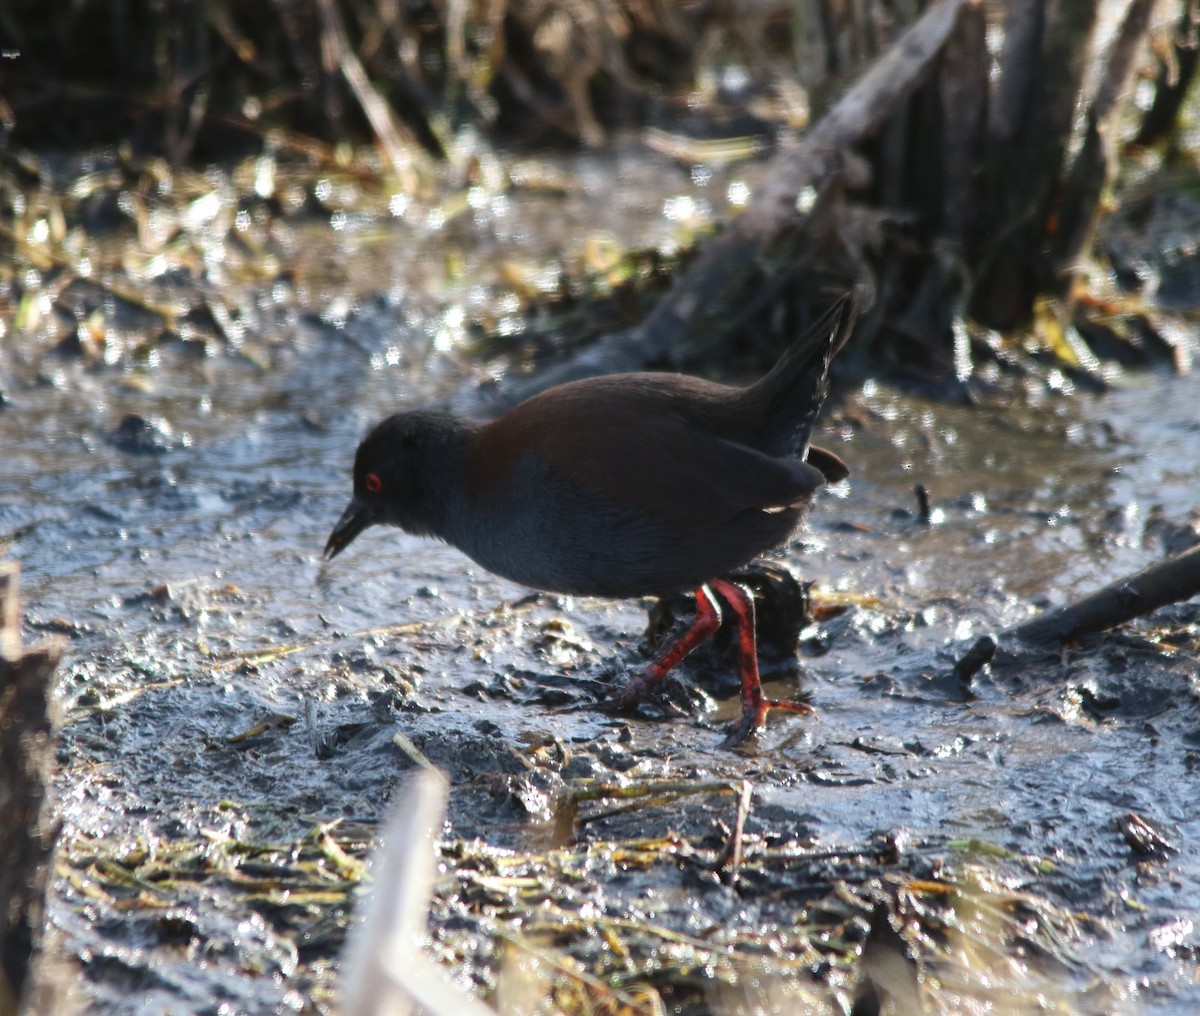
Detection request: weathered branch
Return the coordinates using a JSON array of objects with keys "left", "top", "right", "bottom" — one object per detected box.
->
[
  {"left": 953, "top": 541, "right": 1200, "bottom": 682},
  {"left": 641, "top": 0, "right": 969, "bottom": 346},
  {"left": 1013, "top": 541, "right": 1200, "bottom": 645},
  {"left": 484, "top": 0, "right": 968, "bottom": 409}
]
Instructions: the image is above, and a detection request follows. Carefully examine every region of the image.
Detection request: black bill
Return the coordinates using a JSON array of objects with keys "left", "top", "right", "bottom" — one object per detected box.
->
[{"left": 324, "top": 499, "right": 374, "bottom": 560}]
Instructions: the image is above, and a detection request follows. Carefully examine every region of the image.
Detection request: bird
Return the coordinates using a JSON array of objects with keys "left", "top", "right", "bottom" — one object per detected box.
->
[{"left": 325, "top": 294, "right": 856, "bottom": 745}]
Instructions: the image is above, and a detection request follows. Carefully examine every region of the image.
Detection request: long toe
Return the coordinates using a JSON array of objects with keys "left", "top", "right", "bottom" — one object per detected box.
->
[{"left": 763, "top": 698, "right": 814, "bottom": 717}]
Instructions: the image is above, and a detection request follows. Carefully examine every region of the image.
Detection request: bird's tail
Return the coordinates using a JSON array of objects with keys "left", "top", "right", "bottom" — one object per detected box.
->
[{"left": 742, "top": 292, "right": 858, "bottom": 459}]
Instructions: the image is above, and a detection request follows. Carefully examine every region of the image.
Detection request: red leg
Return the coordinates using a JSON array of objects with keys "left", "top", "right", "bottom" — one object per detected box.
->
[
  {"left": 710, "top": 578, "right": 812, "bottom": 747},
  {"left": 608, "top": 584, "right": 723, "bottom": 710}
]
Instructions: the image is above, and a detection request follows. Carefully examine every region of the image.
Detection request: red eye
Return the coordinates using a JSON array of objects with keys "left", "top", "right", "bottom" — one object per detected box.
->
[{"left": 364, "top": 472, "right": 383, "bottom": 493}]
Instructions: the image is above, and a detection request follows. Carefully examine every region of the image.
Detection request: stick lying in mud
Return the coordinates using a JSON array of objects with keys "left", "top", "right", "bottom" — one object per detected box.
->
[
  {"left": 1013, "top": 542, "right": 1200, "bottom": 645},
  {"left": 954, "top": 542, "right": 1200, "bottom": 680}
]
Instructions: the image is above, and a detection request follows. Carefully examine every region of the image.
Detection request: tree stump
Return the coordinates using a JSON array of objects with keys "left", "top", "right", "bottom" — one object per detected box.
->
[{"left": 0, "top": 561, "right": 63, "bottom": 1016}]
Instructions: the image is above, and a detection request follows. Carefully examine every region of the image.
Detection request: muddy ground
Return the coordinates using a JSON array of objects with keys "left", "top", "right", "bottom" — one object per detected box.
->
[{"left": 3, "top": 145, "right": 1199, "bottom": 1013}]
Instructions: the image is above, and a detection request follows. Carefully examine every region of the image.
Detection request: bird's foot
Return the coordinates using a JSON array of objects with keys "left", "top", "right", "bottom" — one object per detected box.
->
[
  {"left": 604, "top": 672, "right": 657, "bottom": 713},
  {"left": 604, "top": 672, "right": 695, "bottom": 718},
  {"left": 719, "top": 697, "right": 814, "bottom": 748},
  {"left": 602, "top": 579, "right": 815, "bottom": 746},
  {"left": 708, "top": 577, "right": 814, "bottom": 747},
  {"left": 602, "top": 585, "right": 724, "bottom": 714}
]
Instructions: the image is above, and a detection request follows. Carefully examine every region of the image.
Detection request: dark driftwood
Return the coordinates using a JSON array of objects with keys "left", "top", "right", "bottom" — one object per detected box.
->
[
  {"left": 639, "top": 0, "right": 968, "bottom": 333},
  {"left": 953, "top": 542, "right": 1200, "bottom": 681},
  {"left": 0, "top": 561, "right": 62, "bottom": 1016},
  {"left": 1012, "top": 542, "right": 1200, "bottom": 645},
  {"left": 950, "top": 544, "right": 1200, "bottom": 681},
  {"left": 633, "top": 0, "right": 966, "bottom": 370}
]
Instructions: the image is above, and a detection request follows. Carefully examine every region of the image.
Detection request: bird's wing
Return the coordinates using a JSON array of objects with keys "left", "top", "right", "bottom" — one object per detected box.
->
[{"left": 473, "top": 389, "right": 825, "bottom": 532}]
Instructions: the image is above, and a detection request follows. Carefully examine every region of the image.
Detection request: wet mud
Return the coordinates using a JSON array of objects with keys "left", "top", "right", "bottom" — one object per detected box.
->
[{"left": 3, "top": 161, "right": 1200, "bottom": 1012}]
